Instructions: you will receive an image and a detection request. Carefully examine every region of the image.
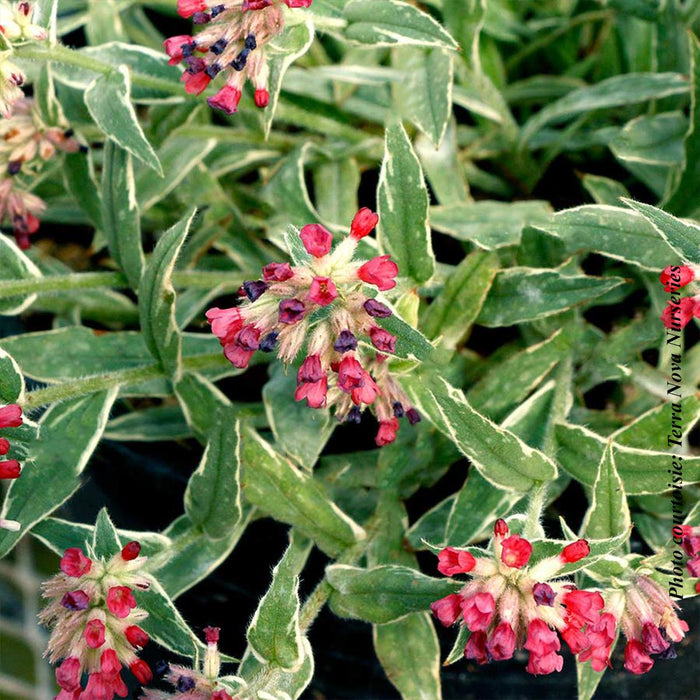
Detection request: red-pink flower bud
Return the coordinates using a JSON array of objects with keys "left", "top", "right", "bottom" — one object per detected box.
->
[
  {"left": 0, "top": 460, "right": 20, "bottom": 479},
  {"left": 299, "top": 223, "right": 332, "bottom": 257},
  {"left": 60, "top": 548, "right": 92, "bottom": 577},
  {"left": 212, "top": 691, "right": 234, "bottom": 700},
  {"left": 60, "top": 590, "right": 90, "bottom": 611},
  {"left": 181, "top": 69, "right": 211, "bottom": 95},
  {"left": 0, "top": 438, "right": 8, "bottom": 455},
  {"left": 56, "top": 656, "right": 81, "bottom": 692},
  {"left": 163, "top": 35, "right": 193, "bottom": 65},
  {"left": 375, "top": 418, "right": 399, "bottom": 446},
  {"left": 493, "top": 518, "right": 509, "bottom": 537},
  {"left": 500, "top": 535, "right": 533, "bottom": 569},
  {"left": 125, "top": 625, "right": 149, "bottom": 649},
  {"left": 437, "top": 547, "right": 476, "bottom": 576},
  {"left": 624, "top": 640, "right": 654, "bottom": 675},
  {"left": 278, "top": 298, "right": 306, "bottom": 324},
  {"left": 0, "top": 404, "right": 22, "bottom": 428},
  {"left": 660, "top": 264, "right": 695, "bottom": 291},
  {"left": 255, "top": 88, "right": 270, "bottom": 108},
  {"left": 430, "top": 593, "right": 462, "bottom": 627},
  {"left": 107, "top": 586, "right": 136, "bottom": 618},
  {"left": 130, "top": 658, "right": 153, "bottom": 684},
  {"left": 357, "top": 255, "right": 398, "bottom": 291},
  {"left": 487, "top": 622, "right": 516, "bottom": 661},
  {"left": 560, "top": 539, "right": 590, "bottom": 563},
  {"left": 369, "top": 326, "right": 396, "bottom": 353},
  {"left": 204, "top": 626, "right": 220, "bottom": 644},
  {"left": 84, "top": 619, "right": 106, "bottom": 649},
  {"left": 207, "top": 85, "right": 242, "bottom": 115},
  {"left": 177, "top": 0, "right": 206, "bottom": 17},
  {"left": 532, "top": 582, "right": 556, "bottom": 606},
  {"left": 464, "top": 630, "right": 489, "bottom": 664},
  {"left": 263, "top": 262, "right": 294, "bottom": 282},
  {"left": 350, "top": 208, "right": 379, "bottom": 240},
  {"left": 661, "top": 296, "right": 699, "bottom": 329},
  {"left": 100, "top": 648, "right": 121, "bottom": 674},
  {"left": 461, "top": 592, "right": 495, "bottom": 632},
  {"left": 308, "top": 276, "right": 338, "bottom": 306},
  {"left": 121, "top": 541, "right": 141, "bottom": 561}
]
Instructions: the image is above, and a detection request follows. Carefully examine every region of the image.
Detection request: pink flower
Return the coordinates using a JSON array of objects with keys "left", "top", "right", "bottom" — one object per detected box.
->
[
  {"left": 278, "top": 298, "right": 305, "bottom": 324},
  {"left": 526, "top": 650, "right": 563, "bottom": 675},
  {"left": 206, "top": 307, "right": 244, "bottom": 345},
  {"left": 437, "top": 547, "right": 476, "bottom": 576},
  {"left": 295, "top": 355, "right": 328, "bottom": 408},
  {"left": 177, "top": 0, "right": 206, "bottom": 17},
  {"left": 60, "top": 590, "right": 90, "bottom": 611},
  {"left": 624, "top": 640, "right": 654, "bottom": 674},
  {"left": 532, "top": 582, "right": 556, "bottom": 606},
  {"left": 660, "top": 264, "right": 695, "bottom": 291},
  {"left": 107, "top": 586, "right": 136, "bottom": 618},
  {"left": 84, "top": 619, "right": 106, "bottom": 649},
  {"left": 56, "top": 656, "right": 81, "bottom": 692},
  {"left": 350, "top": 208, "right": 378, "bottom": 240},
  {"left": 560, "top": 539, "right": 590, "bottom": 563},
  {"left": 563, "top": 590, "right": 604, "bottom": 627},
  {"left": 524, "top": 619, "right": 560, "bottom": 656},
  {"left": 130, "top": 659, "right": 153, "bottom": 684},
  {"left": 208, "top": 85, "right": 242, "bottom": 114},
  {"left": 357, "top": 255, "right": 398, "bottom": 291},
  {"left": 337, "top": 356, "right": 364, "bottom": 393},
  {"left": 577, "top": 612, "right": 616, "bottom": 671},
  {"left": 181, "top": 69, "right": 211, "bottom": 95},
  {"left": 461, "top": 592, "right": 496, "bottom": 632},
  {"left": 263, "top": 262, "right": 294, "bottom": 281},
  {"left": 300, "top": 223, "right": 332, "bottom": 257},
  {"left": 351, "top": 371, "right": 380, "bottom": 405},
  {"left": 641, "top": 622, "right": 669, "bottom": 654},
  {"left": 687, "top": 557, "right": 700, "bottom": 577},
  {"left": 487, "top": 622, "right": 516, "bottom": 661},
  {"left": 464, "top": 631, "right": 489, "bottom": 664},
  {"left": 500, "top": 535, "right": 533, "bottom": 569},
  {"left": 561, "top": 624, "right": 589, "bottom": 654},
  {"left": 369, "top": 326, "right": 396, "bottom": 353},
  {"left": 162, "top": 35, "right": 193, "bottom": 65},
  {"left": 0, "top": 404, "right": 22, "bottom": 428},
  {"left": 430, "top": 593, "right": 462, "bottom": 627},
  {"left": 60, "top": 548, "right": 92, "bottom": 578},
  {"left": 493, "top": 519, "right": 509, "bottom": 538},
  {"left": 661, "top": 296, "right": 699, "bottom": 329},
  {"left": 284, "top": 0, "right": 313, "bottom": 6},
  {"left": 309, "top": 276, "right": 338, "bottom": 306},
  {"left": 125, "top": 626, "right": 149, "bottom": 649},
  {"left": 255, "top": 88, "right": 270, "bottom": 108},
  {"left": 375, "top": 418, "right": 399, "bottom": 446}
]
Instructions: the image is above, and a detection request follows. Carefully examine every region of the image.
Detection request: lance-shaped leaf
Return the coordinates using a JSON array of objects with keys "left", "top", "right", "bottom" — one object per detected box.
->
[
  {"left": 247, "top": 535, "right": 311, "bottom": 671},
  {"left": 84, "top": 65, "right": 162, "bottom": 174},
  {"left": 0, "top": 346, "right": 23, "bottom": 404},
  {"left": 0, "top": 235, "right": 42, "bottom": 315},
  {"left": 91, "top": 508, "right": 122, "bottom": 559},
  {"left": 101, "top": 140, "right": 144, "bottom": 290},
  {"left": 240, "top": 427, "right": 365, "bottom": 557},
  {"left": 0, "top": 389, "right": 117, "bottom": 557},
  {"left": 406, "top": 374, "right": 558, "bottom": 492},
  {"left": 185, "top": 411, "right": 241, "bottom": 540},
  {"left": 581, "top": 444, "right": 631, "bottom": 543},
  {"left": 175, "top": 372, "right": 231, "bottom": 441},
  {"left": 140, "top": 210, "right": 196, "bottom": 378},
  {"left": 624, "top": 199, "right": 700, "bottom": 265},
  {"left": 377, "top": 122, "right": 435, "bottom": 285},
  {"left": 327, "top": 564, "right": 459, "bottom": 624}
]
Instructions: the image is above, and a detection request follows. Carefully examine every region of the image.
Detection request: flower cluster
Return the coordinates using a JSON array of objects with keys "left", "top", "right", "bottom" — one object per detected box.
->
[
  {"left": 207, "top": 209, "right": 420, "bottom": 447},
  {"left": 677, "top": 524, "right": 700, "bottom": 593},
  {"left": 431, "top": 519, "right": 690, "bottom": 676},
  {"left": 165, "top": 0, "right": 312, "bottom": 114},
  {"left": 660, "top": 265, "right": 700, "bottom": 329},
  {"left": 0, "top": 97, "right": 82, "bottom": 247},
  {"left": 0, "top": 402, "right": 22, "bottom": 531},
  {"left": 39, "top": 542, "right": 154, "bottom": 698},
  {"left": 140, "top": 627, "right": 235, "bottom": 700},
  {"left": 0, "top": 2, "right": 47, "bottom": 117}
]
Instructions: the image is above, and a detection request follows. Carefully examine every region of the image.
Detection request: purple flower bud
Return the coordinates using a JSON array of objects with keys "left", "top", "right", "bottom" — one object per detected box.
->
[
  {"left": 279, "top": 299, "right": 305, "bottom": 325},
  {"left": 177, "top": 676, "right": 197, "bottom": 692},
  {"left": 237, "top": 326, "right": 260, "bottom": 351},
  {"left": 211, "top": 38, "right": 228, "bottom": 55},
  {"left": 259, "top": 331, "right": 278, "bottom": 352},
  {"left": 333, "top": 330, "right": 358, "bottom": 353},
  {"left": 345, "top": 406, "right": 362, "bottom": 423},
  {"left": 658, "top": 643, "right": 677, "bottom": 660},
  {"left": 243, "top": 280, "right": 268, "bottom": 301},
  {"left": 155, "top": 660, "right": 169, "bottom": 676},
  {"left": 393, "top": 401, "right": 404, "bottom": 418},
  {"left": 245, "top": 34, "right": 257, "bottom": 50},
  {"left": 532, "top": 582, "right": 556, "bottom": 607},
  {"left": 60, "top": 590, "right": 90, "bottom": 611},
  {"left": 181, "top": 41, "right": 196, "bottom": 58},
  {"left": 211, "top": 4, "right": 226, "bottom": 17},
  {"left": 192, "top": 11, "right": 211, "bottom": 23},
  {"left": 205, "top": 63, "right": 222, "bottom": 79},
  {"left": 363, "top": 299, "right": 392, "bottom": 318},
  {"left": 406, "top": 408, "right": 421, "bottom": 425},
  {"left": 7, "top": 160, "right": 21, "bottom": 176}
]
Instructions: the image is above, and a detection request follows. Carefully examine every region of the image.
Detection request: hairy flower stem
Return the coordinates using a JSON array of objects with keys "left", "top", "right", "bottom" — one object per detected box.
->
[
  {"left": 523, "top": 483, "right": 548, "bottom": 540},
  {"left": 20, "top": 352, "right": 231, "bottom": 409}
]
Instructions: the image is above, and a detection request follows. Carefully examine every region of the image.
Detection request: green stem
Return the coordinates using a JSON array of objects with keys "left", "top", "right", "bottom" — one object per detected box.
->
[
  {"left": 14, "top": 43, "right": 186, "bottom": 96},
  {"left": 523, "top": 483, "right": 548, "bottom": 540}
]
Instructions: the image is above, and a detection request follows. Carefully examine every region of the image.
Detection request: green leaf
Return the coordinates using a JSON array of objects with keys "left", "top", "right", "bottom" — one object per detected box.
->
[
  {"left": 327, "top": 564, "right": 459, "bottom": 624},
  {"left": 105, "top": 405, "right": 193, "bottom": 442},
  {"left": 581, "top": 444, "right": 631, "bottom": 543},
  {"left": 416, "top": 120, "right": 469, "bottom": 205},
  {"left": 580, "top": 174, "right": 631, "bottom": 206},
  {"left": 534, "top": 205, "right": 678, "bottom": 271},
  {"left": 63, "top": 151, "right": 103, "bottom": 229},
  {"left": 406, "top": 374, "right": 558, "bottom": 492},
  {"left": 393, "top": 47, "right": 453, "bottom": 147},
  {"left": 140, "top": 211, "right": 196, "bottom": 377},
  {"left": 262, "top": 21, "right": 315, "bottom": 138},
  {"left": 373, "top": 613, "right": 442, "bottom": 700},
  {"left": 430, "top": 201, "right": 552, "bottom": 250},
  {"left": 377, "top": 122, "right": 435, "bottom": 285},
  {"left": 666, "top": 34, "right": 700, "bottom": 217},
  {"left": 263, "top": 363, "right": 334, "bottom": 468},
  {"left": 240, "top": 427, "right": 365, "bottom": 557},
  {"left": 101, "top": 140, "right": 145, "bottom": 290},
  {"left": 313, "top": 158, "right": 360, "bottom": 226},
  {"left": 0, "top": 389, "right": 117, "bottom": 557},
  {"left": 0, "top": 347, "right": 24, "bottom": 404},
  {"left": 378, "top": 306, "right": 435, "bottom": 361},
  {"left": 343, "top": 0, "right": 459, "bottom": 50},
  {"left": 477, "top": 268, "right": 626, "bottom": 327},
  {"left": 246, "top": 535, "right": 311, "bottom": 671},
  {"left": 420, "top": 249, "right": 498, "bottom": 349},
  {"left": 86, "top": 0, "right": 126, "bottom": 45},
  {"left": 610, "top": 111, "right": 686, "bottom": 166},
  {"left": 91, "top": 508, "right": 122, "bottom": 559},
  {"left": 521, "top": 72, "right": 689, "bottom": 144},
  {"left": 0, "top": 235, "right": 42, "bottom": 315},
  {"left": 555, "top": 423, "right": 700, "bottom": 494},
  {"left": 185, "top": 412, "right": 241, "bottom": 540},
  {"left": 623, "top": 199, "right": 700, "bottom": 265},
  {"left": 84, "top": 65, "right": 162, "bottom": 175},
  {"left": 174, "top": 371, "right": 232, "bottom": 441}
]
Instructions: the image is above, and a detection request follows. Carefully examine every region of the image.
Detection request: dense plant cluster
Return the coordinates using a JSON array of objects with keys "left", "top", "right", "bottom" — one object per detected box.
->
[{"left": 0, "top": 1, "right": 699, "bottom": 699}]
